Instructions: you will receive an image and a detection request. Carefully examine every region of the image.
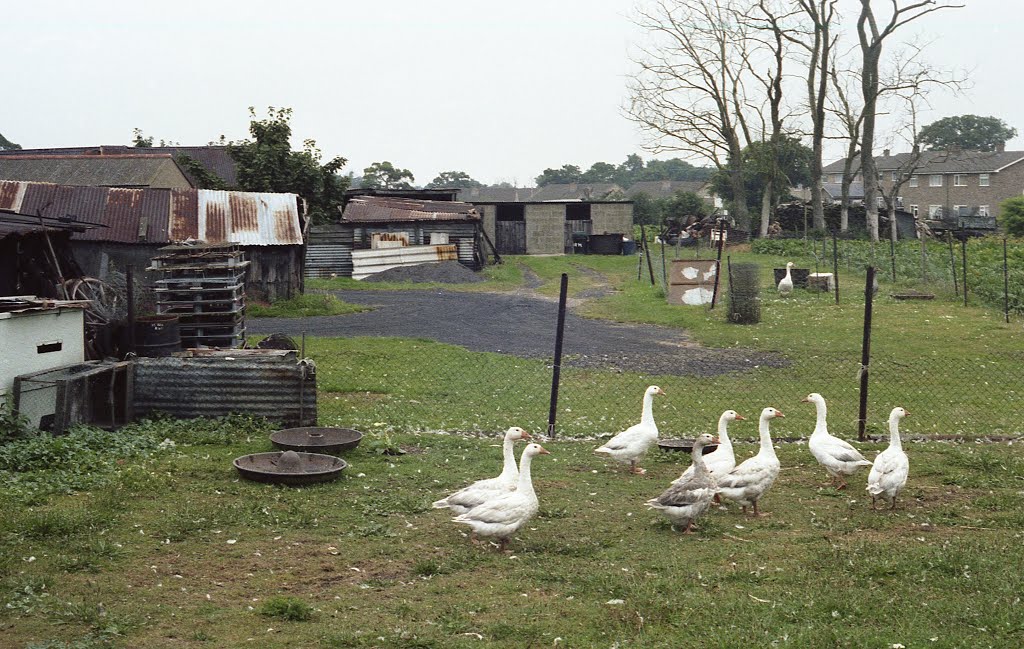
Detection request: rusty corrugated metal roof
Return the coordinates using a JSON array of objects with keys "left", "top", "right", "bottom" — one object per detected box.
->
[
  {"left": 341, "top": 196, "right": 480, "bottom": 223},
  {"left": 196, "top": 190, "right": 303, "bottom": 245},
  {"left": 0, "top": 181, "right": 302, "bottom": 245}
]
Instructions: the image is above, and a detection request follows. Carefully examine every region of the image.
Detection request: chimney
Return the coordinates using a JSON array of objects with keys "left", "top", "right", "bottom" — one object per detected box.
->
[
  {"left": 997, "top": 142, "right": 1006, "bottom": 153},
  {"left": 883, "top": 148, "right": 890, "bottom": 157}
]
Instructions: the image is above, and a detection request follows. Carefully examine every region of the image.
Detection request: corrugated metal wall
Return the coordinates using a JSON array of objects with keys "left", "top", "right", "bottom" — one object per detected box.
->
[
  {"left": 133, "top": 353, "right": 316, "bottom": 427},
  {"left": 305, "top": 225, "right": 354, "bottom": 278}
]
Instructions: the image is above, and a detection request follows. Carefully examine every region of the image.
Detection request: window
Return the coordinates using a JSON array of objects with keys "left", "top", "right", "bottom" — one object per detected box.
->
[
  {"left": 896, "top": 196, "right": 904, "bottom": 208},
  {"left": 831, "top": 174, "right": 842, "bottom": 183},
  {"left": 928, "top": 205, "right": 942, "bottom": 217},
  {"left": 953, "top": 205, "right": 965, "bottom": 217},
  {"left": 979, "top": 173, "right": 990, "bottom": 186},
  {"left": 891, "top": 171, "right": 899, "bottom": 182},
  {"left": 954, "top": 174, "right": 965, "bottom": 186},
  {"left": 979, "top": 205, "right": 989, "bottom": 216},
  {"left": 929, "top": 175, "right": 943, "bottom": 187},
  {"left": 910, "top": 205, "right": 919, "bottom": 217},
  {"left": 909, "top": 175, "right": 919, "bottom": 187}
]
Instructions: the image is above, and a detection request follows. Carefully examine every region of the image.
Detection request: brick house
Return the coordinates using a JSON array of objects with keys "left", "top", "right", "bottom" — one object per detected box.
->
[{"left": 822, "top": 147, "right": 1024, "bottom": 221}]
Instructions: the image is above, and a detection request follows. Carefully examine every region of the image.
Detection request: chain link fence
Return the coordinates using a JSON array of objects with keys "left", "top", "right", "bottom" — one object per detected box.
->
[{"left": 309, "top": 255, "right": 1022, "bottom": 440}]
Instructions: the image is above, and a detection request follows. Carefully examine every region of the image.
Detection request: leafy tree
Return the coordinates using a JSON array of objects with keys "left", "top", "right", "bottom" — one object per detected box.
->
[
  {"left": 580, "top": 162, "right": 617, "bottom": 183},
  {"left": 362, "top": 161, "right": 415, "bottom": 189},
  {"left": 175, "top": 154, "right": 229, "bottom": 190},
  {"left": 630, "top": 192, "right": 662, "bottom": 226},
  {"left": 535, "top": 164, "right": 582, "bottom": 186},
  {"left": 426, "top": 170, "right": 482, "bottom": 189},
  {"left": 637, "top": 158, "right": 709, "bottom": 182},
  {"left": 228, "top": 107, "right": 349, "bottom": 224},
  {"left": 708, "top": 137, "right": 811, "bottom": 217},
  {"left": 1000, "top": 196, "right": 1024, "bottom": 236},
  {"left": 132, "top": 128, "right": 154, "bottom": 147},
  {"left": 663, "top": 190, "right": 709, "bottom": 223},
  {"left": 919, "top": 115, "right": 1017, "bottom": 152},
  {"left": 0, "top": 131, "right": 22, "bottom": 151}
]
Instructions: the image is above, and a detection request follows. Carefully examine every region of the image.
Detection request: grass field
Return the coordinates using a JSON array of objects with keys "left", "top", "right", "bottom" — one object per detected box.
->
[
  {"left": 1, "top": 418, "right": 1022, "bottom": 648},
  {"left": 2, "top": 249, "right": 1023, "bottom": 647}
]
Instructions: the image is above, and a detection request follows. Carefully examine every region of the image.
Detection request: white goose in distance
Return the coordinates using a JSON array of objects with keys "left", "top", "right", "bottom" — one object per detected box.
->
[
  {"left": 803, "top": 393, "right": 871, "bottom": 489},
  {"left": 432, "top": 426, "right": 531, "bottom": 515},
  {"left": 594, "top": 385, "right": 665, "bottom": 475}
]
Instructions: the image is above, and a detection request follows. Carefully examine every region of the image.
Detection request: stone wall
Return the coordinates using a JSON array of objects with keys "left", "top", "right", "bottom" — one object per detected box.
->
[
  {"left": 590, "top": 203, "right": 634, "bottom": 236},
  {"left": 525, "top": 204, "right": 566, "bottom": 254}
]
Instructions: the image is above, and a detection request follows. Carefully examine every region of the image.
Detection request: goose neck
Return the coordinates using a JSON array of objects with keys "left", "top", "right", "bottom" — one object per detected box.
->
[
  {"left": 516, "top": 451, "right": 536, "bottom": 497},
  {"left": 690, "top": 444, "right": 709, "bottom": 476},
  {"left": 758, "top": 417, "right": 777, "bottom": 456},
  {"left": 716, "top": 416, "right": 733, "bottom": 448},
  {"left": 497, "top": 437, "right": 518, "bottom": 481},
  {"left": 640, "top": 392, "right": 656, "bottom": 426},
  {"left": 812, "top": 400, "right": 828, "bottom": 435},
  {"left": 888, "top": 416, "right": 903, "bottom": 450}
]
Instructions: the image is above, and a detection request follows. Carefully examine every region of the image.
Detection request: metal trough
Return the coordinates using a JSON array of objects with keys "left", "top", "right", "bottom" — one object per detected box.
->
[
  {"left": 658, "top": 438, "right": 720, "bottom": 454},
  {"left": 270, "top": 427, "right": 363, "bottom": 454},
  {"left": 233, "top": 451, "right": 346, "bottom": 485}
]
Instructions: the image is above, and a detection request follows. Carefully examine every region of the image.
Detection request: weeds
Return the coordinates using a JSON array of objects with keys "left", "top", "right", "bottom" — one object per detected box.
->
[{"left": 259, "top": 596, "right": 314, "bottom": 621}]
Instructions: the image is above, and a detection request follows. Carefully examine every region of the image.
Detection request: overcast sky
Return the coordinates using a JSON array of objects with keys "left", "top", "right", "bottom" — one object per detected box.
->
[{"left": 5, "top": 0, "right": 1019, "bottom": 186}]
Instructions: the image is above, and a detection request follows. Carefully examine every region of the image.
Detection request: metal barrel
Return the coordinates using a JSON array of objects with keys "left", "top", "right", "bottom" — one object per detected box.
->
[{"left": 134, "top": 315, "right": 181, "bottom": 357}]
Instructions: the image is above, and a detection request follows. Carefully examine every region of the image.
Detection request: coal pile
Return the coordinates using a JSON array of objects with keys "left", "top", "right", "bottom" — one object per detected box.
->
[{"left": 362, "top": 261, "right": 485, "bottom": 284}]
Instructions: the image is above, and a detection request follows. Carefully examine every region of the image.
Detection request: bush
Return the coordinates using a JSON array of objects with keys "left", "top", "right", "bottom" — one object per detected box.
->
[
  {"left": 0, "top": 402, "right": 34, "bottom": 444},
  {"left": 1000, "top": 196, "right": 1024, "bottom": 236}
]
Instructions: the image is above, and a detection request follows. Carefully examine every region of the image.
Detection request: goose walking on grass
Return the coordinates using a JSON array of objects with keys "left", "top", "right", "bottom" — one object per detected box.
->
[
  {"left": 803, "top": 393, "right": 871, "bottom": 490},
  {"left": 647, "top": 433, "right": 719, "bottom": 534},
  {"left": 717, "top": 407, "right": 784, "bottom": 517},
  {"left": 867, "top": 407, "right": 910, "bottom": 510},
  {"left": 452, "top": 443, "right": 550, "bottom": 552},
  {"left": 594, "top": 385, "right": 665, "bottom": 475},
  {"left": 432, "top": 426, "right": 531, "bottom": 515},
  {"left": 778, "top": 262, "right": 795, "bottom": 295},
  {"left": 672, "top": 410, "right": 744, "bottom": 504}
]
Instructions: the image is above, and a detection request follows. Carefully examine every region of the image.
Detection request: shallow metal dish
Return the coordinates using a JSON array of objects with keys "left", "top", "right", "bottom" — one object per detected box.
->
[
  {"left": 658, "top": 438, "right": 720, "bottom": 454},
  {"left": 233, "top": 451, "right": 347, "bottom": 485},
  {"left": 270, "top": 427, "right": 363, "bottom": 454}
]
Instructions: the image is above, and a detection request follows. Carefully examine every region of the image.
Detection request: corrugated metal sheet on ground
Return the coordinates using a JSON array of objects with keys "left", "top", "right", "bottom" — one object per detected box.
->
[
  {"left": 133, "top": 353, "right": 316, "bottom": 427},
  {"left": 351, "top": 244, "right": 457, "bottom": 280}
]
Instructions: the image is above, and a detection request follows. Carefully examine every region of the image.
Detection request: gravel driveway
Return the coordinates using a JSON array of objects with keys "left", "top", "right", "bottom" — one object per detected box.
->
[{"left": 250, "top": 289, "right": 788, "bottom": 377}]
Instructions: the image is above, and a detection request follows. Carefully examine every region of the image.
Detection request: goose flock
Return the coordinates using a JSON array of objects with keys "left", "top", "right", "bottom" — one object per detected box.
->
[{"left": 436, "top": 386, "right": 909, "bottom": 549}]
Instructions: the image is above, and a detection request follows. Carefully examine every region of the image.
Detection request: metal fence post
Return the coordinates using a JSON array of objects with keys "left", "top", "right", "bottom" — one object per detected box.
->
[
  {"left": 547, "top": 273, "right": 569, "bottom": 439},
  {"left": 948, "top": 233, "right": 959, "bottom": 297},
  {"left": 710, "top": 220, "right": 726, "bottom": 310},
  {"left": 1004, "top": 238, "right": 1010, "bottom": 324},
  {"left": 889, "top": 237, "right": 897, "bottom": 283},
  {"left": 832, "top": 234, "right": 840, "bottom": 305},
  {"left": 961, "top": 236, "right": 968, "bottom": 307},
  {"left": 858, "top": 266, "right": 875, "bottom": 441}
]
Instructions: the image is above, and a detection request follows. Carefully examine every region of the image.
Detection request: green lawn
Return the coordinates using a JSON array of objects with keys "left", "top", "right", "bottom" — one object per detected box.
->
[
  {"left": 3, "top": 248, "right": 1023, "bottom": 647},
  {"left": 1, "top": 419, "right": 1022, "bottom": 648}
]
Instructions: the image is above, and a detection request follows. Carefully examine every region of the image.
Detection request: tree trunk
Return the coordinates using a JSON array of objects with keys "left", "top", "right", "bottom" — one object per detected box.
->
[
  {"left": 760, "top": 185, "right": 772, "bottom": 237},
  {"left": 727, "top": 140, "right": 750, "bottom": 230}
]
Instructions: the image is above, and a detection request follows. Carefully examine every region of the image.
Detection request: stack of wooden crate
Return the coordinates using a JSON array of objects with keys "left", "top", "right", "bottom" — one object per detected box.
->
[{"left": 150, "top": 243, "right": 248, "bottom": 349}]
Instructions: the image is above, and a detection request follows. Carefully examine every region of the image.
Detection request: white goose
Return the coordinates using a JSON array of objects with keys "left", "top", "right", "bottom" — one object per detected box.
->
[
  {"left": 594, "top": 385, "right": 665, "bottom": 475},
  {"left": 672, "top": 410, "right": 744, "bottom": 488},
  {"left": 717, "top": 407, "right": 784, "bottom": 517},
  {"left": 867, "top": 407, "right": 910, "bottom": 510},
  {"left": 647, "top": 433, "right": 719, "bottom": 533},
  {"left": 452, "top": 442, "right": 550, "bottom": 551},
  {"left": 778, "top": 261, "right": 795, "bottom": 295},
  {"left": 432, "top": 426, "right": 531, "bottom": 514},
  {"left": 803, "top": 393, "right": 871, "bottom": 489}
]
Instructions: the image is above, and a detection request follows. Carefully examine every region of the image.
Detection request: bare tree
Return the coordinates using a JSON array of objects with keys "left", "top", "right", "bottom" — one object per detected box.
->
[
  {"left": 628, "top": 0, "right": 756, "bottom": 228},
  {"left": 828, "top": 60, "right": 864, "bottom": 233},
  {"left": 787, "top": 0, "right": 839, "bottom": 232},
  {"left": 857, "top": 0, "right": 963, "bottom": 242}
]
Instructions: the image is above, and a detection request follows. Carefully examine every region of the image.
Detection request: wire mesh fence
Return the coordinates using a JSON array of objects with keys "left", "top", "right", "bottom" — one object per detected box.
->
[{"left": 309, "top": 262, "right": 1023, "bottom": 441}]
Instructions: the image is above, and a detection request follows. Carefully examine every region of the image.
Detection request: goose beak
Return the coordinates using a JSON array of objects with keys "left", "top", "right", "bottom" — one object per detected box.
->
[
  {"left": 521, "top": 431, "right": 533, "bottom": 440},
  {"left": 903, "top": 410, "right": 911, "bottom": 416},
  {"left": 711, "top": 437, "right": 721, "bottom": 445},
  {"left": 774, "top": 411, "right": 786, "bottom": 418},
  {"left": 656, "top": 388, "right": 666, "bottom": 395},
  {"left": 538, "top": 447, "right": 551, "bottom": 455},
  {"left": 734, "top": 414, "right": 746, "bottom": 421},
  {"left": 800, "top": 397, "right": 810, "bottom": 403}
]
